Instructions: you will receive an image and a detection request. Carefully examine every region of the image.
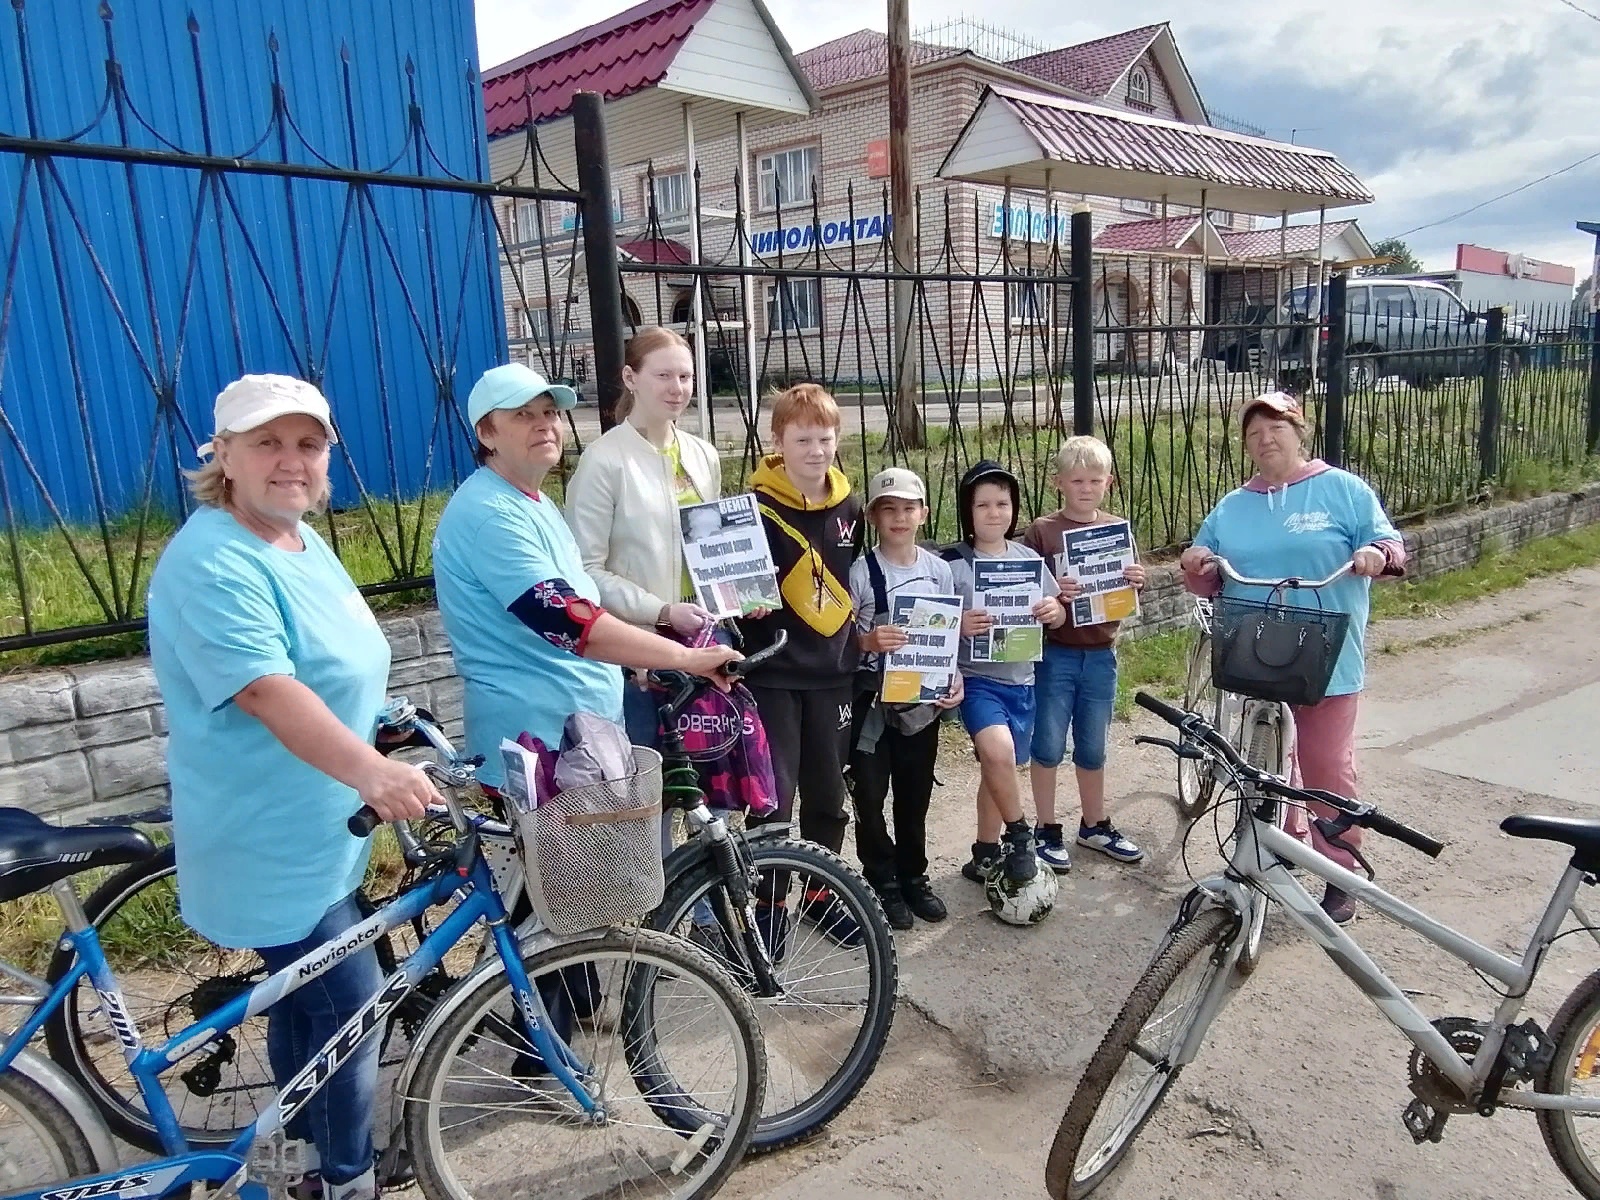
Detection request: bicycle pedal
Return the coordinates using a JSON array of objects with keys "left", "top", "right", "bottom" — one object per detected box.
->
[{"left": 1401, "top": 1098, "right": 1448, "bottom": 1144}]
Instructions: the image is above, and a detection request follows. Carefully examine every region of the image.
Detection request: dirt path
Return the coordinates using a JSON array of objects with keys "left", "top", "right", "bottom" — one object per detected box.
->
[{"left": 725, "top": 565, "right": 1600, "bottom": 1200}]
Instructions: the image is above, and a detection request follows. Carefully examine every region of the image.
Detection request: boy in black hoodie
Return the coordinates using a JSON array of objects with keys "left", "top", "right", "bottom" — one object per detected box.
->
[{"left": 738, "top": 384, "right": 864, "bottom": 946}]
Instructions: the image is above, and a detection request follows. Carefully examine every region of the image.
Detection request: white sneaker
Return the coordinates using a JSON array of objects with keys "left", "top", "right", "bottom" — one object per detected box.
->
[{"left": 1077, "top": 821, "right": 1145, "bottom": 864}]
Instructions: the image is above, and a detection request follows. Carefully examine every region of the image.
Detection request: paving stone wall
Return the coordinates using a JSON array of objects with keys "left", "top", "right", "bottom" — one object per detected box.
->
[{"left": 4, "top": 481, "right": 1598, "bottom": 823}]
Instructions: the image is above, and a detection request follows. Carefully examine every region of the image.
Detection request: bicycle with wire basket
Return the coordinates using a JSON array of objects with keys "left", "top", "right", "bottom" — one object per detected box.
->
[
  {"left": 1046, "top": 689, "right": 1600, "bottom": 1200},
  {"left": 41, "top": 629, "right": 895, "bottom": 1158},
  {"left": 1173, "top": 554, "right": 1355, "bottom": 975},
  {"left": 0, "top": 745, "right": 769, "bottom": 1200}
]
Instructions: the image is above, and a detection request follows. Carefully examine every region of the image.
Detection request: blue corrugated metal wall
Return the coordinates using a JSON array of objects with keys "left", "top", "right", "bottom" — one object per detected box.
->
[{"left": 0, "top": 0, "right": 505, "bottom": 524}]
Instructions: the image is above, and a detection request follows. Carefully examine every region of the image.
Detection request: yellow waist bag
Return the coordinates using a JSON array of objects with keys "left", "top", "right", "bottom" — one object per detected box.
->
[{"left": 760, "top": 504, "right": 853, "bottom": 637}]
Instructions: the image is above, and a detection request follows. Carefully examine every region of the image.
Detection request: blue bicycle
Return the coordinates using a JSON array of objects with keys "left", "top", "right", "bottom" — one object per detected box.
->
[{"left": 0, "top": 745, "right": 766, "bottom": 1200}]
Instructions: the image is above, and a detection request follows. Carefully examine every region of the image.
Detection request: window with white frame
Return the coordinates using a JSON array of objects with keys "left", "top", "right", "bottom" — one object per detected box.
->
[
  {"left": 520, "top": 306, "right": 552, "bottom": 342},
  {"left": 650, "top": 170, "right": 689, "bottom": 219},
  {"left": 1209, "top": 210, "right": 1235, "bottom": 229},
  {"left": 1008, "top": 268, "right": 1053, "bottom": 326},
  {"left": 758, "top": 146, "right": 819, "bottom": 211},
  {"left": 1126, "top": 65, "right": 1152, "bottom": 106},
  {"left": 766, "top": 278, "right": 821, "bottom": 332},
  {"left": 1120, "top": 197, "right": 1158, "bottom": 215}
]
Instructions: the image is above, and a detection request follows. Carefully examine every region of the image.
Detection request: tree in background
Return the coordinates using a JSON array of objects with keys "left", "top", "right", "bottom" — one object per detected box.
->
[{"left": 1359, "top": 237, "right": 1423, "bottom": 276}]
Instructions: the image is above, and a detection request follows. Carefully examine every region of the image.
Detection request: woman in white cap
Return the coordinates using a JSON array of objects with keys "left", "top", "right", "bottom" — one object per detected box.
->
[
  {"left": 564, "top": 326, "right": 723, "bottom": 746},
  {"left": 431, "top": 362, "right": 738, "bottom": 794},
  {"left": 147, "top": 374, "right": 441, "bottom": 1200}
]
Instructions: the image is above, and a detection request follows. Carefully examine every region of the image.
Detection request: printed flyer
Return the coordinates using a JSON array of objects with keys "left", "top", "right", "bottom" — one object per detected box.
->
[
  {"left": 880, "top": 593, "right": 963, "bottom": 704},
  {"left": 679, "top": 494, "right": 782, "bottom": 618},
  {"left": 1060, "top": 520, "right": 1139, "bottom": 627},
  {"left": 971, "top": 557, "right": 1045, "bottom": 663}
]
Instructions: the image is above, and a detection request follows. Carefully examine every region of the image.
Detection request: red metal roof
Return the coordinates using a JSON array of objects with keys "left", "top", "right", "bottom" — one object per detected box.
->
[
  {"left": 618, "top": 237, "right": 693, "bottom": 265},
  {"left": 794, "top": 29, "right": 962, "bottom": 91},
  {"left": 1094, "top": 216, "right": 1205, "bottom": 252},
  {"left": 482, "top": 0, "right": 717, "bottom": 137},
  {"left": 1220, "top": 221, "right": 1359, "bottom": 259},
  {"left": 943, "top": 85, "right": 1373, "bottom": 213},
  {"left": 1007, "top": 25, "right": 1163, "bottom": 97}
]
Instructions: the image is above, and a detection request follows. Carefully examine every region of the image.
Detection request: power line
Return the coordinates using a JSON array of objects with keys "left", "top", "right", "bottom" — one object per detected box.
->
[
  {"left": 1393, "top": 148, "right": 1600, "bottom": 238},
  {"left": 1555, "top": 0, "right": 1600, "bottom": 22}
]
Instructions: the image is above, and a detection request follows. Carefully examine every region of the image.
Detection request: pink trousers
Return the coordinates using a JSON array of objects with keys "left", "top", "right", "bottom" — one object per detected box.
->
[{"left": 1282, "top": 692, "right": 1362, "bottom": 873}]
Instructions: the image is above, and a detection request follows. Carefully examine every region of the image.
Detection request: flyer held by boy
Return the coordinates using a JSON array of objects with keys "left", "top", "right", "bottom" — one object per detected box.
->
[
  {"left": 679, "top": 493, "right": 783, "bottom": 618},
  {"left": 1060, "top": 518, "right": 1140, "bottom": 627},
  {"left": 880, "top": 592, "right": 963, "bottom": 703},
  {"left": 971, "top": 557, "right": 1047, "bottom": 663}
]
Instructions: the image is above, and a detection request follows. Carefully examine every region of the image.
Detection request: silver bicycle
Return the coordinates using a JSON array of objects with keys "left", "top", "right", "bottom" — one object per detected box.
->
[
  {"left": 1048, "top": 690, "right": 1600, "bottom": 1200},
  {"left": 1174, "top": 554, "right": 1353, "bottom": 975}
]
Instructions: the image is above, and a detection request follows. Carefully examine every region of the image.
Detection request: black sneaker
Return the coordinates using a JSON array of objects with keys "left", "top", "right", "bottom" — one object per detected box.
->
[
  {"left": 961, "top": 841, "right": 1001, "bottom": 883},
  {"left": 901, "top": 876, "right": 947, "bottom": 922},
  {"left": 1320, "top": 884, "right": 1357, "bottom": 926},
  {"left": 874, "top": 885, "right": 914, "bottom": 931},
  {"left": 798, "top": 887, "right": 865, "bottom": 947},
  {"left": 1002, "top": 821, "right": 1039, "bottom": 885}
]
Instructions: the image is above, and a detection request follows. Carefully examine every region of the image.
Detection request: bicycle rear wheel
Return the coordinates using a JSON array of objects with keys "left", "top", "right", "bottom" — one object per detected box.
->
[
  {"left": 650, "top": 838, "right": 896, "bottom": 1152},
  {"left": 1175, "top": 634, "right": 1223, "bottom": 819},
  {"left": 0, "top": 1069, "right": 100, "bottom": 1186},
  {"left": 405, "top": 926, "right": 764, "bottom": 1200},
  {"left": 43, "top": 845, "right": 276, "bottom": 1149},
  {"left": 1045, "top": 908, "right": 1237, "bottom": 1198},
  {"left": 1535, "top": 968, "right": 1600, "bottom": 1198}
]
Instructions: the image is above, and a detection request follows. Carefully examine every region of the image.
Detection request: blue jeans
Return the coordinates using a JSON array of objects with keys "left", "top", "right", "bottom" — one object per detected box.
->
[
  {"left": 257, "top": 892, "right": 381, "bottom": 1185},
  {"left": 1030, "top": 645, "right": 1117, "bottom": 771}
]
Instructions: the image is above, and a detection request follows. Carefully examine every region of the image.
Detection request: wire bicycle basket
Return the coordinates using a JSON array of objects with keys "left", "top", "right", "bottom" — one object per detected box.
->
[
  {"left": 511, "top": 746, "right": 666, "bottom": 936},
  {"left": 1211, "top": 595, "right": 1350, "bottom": 707}
]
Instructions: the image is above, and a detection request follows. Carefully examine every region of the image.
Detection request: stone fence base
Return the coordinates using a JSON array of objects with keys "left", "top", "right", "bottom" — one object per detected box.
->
[{"left": 4, "top": 481, "right": 1598, "bottom": 823}]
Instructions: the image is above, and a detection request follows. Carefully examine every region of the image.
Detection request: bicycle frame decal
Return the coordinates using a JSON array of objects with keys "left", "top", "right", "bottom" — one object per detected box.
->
[
  {"left": 275, "top": 969, "right": 413, "bottom": 1126},
  {"left": 5, "top": 1154, "right": 240, "bottom": 1200}
]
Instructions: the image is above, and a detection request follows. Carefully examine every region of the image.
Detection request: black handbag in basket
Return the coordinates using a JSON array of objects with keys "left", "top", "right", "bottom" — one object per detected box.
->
[{"left": 1212, "top": 592, "right": 1351, "bottom": 707}]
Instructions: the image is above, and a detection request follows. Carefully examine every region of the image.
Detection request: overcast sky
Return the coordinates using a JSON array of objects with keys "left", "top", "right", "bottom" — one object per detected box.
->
[{"left": 474, "top": 0, "right": 1600, "bottom": 282}]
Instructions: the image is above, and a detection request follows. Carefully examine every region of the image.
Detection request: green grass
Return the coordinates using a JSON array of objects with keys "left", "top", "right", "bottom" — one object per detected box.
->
[{"left": 1372, "top": 522, "right": 1600, "bottom": 621}]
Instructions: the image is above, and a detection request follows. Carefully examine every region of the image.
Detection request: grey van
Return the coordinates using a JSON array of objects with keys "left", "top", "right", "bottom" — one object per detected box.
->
[{"left": 1276, "top": 278, "right": 1525, "bottom": 388}]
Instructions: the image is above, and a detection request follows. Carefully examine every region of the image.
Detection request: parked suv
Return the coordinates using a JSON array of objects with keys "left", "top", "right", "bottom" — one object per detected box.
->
[{"left": 1276, "top": 279, "right": 1527, "bottom": 389}]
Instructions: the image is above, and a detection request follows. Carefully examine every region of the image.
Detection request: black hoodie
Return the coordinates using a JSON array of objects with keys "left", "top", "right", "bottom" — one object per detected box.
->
[{"left": 736, "top": 454, "right": 863, "bottom": 689}]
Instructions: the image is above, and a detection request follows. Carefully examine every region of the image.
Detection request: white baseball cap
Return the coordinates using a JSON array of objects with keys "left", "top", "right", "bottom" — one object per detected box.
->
[
  {"left": 867, "top": 466, "right": 927, "bottom": 506},
  {"left": 198, "top": 374, "right": 337, "bottom": 457}
]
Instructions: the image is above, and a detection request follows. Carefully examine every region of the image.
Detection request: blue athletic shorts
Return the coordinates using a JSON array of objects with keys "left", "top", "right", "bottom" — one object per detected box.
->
[{"left": 959, "top": 674, "right": 1036, "bottom": 766}]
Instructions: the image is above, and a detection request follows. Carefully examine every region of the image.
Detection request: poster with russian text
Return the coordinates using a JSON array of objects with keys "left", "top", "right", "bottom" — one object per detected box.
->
[
  {"left": 971, "top": 558, "right": 1045, "bottom": 663},
  {"left": 679, "top": 494, "right": 781, "bottom": 618},
  {"left": 881, "top": 594, "right": 962, "bottom": 704},
  {"left": 1060, "top": 520, "right": 1140, "bottom": 626}
]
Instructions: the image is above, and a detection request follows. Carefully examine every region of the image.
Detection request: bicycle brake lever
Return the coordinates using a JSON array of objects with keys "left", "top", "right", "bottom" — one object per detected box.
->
[{"left": 1134, "top": 735, "right": 1206, "bottom": 760}]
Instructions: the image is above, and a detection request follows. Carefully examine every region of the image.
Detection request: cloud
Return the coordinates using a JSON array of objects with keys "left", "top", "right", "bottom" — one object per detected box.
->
[{"left": 472, "top": 0, "right": 1600, "bottom": 277}]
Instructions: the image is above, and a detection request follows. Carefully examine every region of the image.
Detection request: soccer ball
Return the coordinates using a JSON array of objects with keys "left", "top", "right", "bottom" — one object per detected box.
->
[{"left": 985, "top": 863, "right": 1058, "bottom": 926}]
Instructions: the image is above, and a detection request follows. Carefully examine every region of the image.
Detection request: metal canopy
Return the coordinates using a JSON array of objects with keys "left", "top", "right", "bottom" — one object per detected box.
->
[{"left": 938, "top": 84, "right": 1373, "bottom": 216}]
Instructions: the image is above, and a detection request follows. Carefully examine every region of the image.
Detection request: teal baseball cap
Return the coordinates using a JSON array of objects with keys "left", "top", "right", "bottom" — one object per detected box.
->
[{"left": 467, "top": 363, "right": 578, "bottom": 426}]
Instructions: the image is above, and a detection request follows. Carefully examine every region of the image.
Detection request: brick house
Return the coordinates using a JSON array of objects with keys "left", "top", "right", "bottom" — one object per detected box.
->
[{"left": 484, "top": 4, "right": 1371, "bottom": 400}]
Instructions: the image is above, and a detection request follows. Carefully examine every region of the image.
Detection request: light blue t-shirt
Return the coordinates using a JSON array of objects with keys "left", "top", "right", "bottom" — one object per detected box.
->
[
  {"left": 432, "top": 467, "right": 623, "bottom": 789},
  {"left": 1193, "top": 464, "right": 1400, "bottom": 696},
  {"left": 147, "top": 507, "right": 390, "bottom": 948}
]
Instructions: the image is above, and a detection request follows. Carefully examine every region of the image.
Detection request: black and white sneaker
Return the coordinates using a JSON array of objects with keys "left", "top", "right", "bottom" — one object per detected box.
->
[
  {"left": 1077, "top": 820, "right": 1145, "bottom": 864},
  {"left": 1001, "top": 822, "right": 1039, "bottom": 884}
]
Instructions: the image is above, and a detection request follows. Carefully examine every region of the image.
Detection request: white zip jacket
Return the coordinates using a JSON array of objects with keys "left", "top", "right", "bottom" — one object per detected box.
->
[{"left": 564, "top": 420, "right": 721, "bottom": 626}]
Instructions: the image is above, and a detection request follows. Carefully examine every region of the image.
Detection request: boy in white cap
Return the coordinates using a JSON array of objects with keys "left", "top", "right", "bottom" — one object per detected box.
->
[{"left": 846, "top": 467, "right": 964, "bottom": 929}]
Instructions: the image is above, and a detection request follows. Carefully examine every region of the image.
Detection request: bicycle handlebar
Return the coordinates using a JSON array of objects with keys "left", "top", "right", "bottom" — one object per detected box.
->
[
  {"left": 1205, "top": 554, "right": 1354, "bottom": 591},
  {"left": 646, "top": 629, "right": 788, "bottom": 719},
  {"left": 1133, "top": 690, "right": 1445, "bottom": 859},
  {"left": 349, "top": 753, "right": 481, "bottom": 839}
]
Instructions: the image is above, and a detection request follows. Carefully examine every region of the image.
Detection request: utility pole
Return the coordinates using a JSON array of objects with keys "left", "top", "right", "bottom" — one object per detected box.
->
[
  {"left": 1580, "top": 221, "right": 1600, "bottom": 455},
  {"left": 887, "top": 0, "right": 925, "bottom": 448}
]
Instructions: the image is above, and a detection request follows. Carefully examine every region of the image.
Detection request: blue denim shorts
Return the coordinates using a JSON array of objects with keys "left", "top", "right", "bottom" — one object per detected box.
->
[
  {"left": 1030, "top": 645, "right": 1117, "bottom": 771},
  {"left": 959, "top": 674, "right": 1036, "bottom": 766}
]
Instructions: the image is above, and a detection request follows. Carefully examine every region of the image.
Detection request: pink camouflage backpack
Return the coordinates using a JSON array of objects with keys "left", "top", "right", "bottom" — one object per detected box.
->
[{"left": 652, "top": 625, "right": 780, "bottom": 818}]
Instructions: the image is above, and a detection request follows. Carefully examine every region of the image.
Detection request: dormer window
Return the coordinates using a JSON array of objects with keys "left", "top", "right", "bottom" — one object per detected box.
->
[{"left": 1126, "top": 65, "right": 1152, "bottom": 107}]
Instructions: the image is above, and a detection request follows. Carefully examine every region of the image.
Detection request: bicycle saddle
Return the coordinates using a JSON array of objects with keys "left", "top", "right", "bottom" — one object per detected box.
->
[
  {"left": 1501, "top": 815, "right": 1600, "bottom": 873},
  {"left": 0, "top": 807, "right": 158, "bottom": 903}
]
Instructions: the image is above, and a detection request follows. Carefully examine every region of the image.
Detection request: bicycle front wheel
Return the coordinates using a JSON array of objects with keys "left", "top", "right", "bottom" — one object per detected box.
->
[
  {"left": 0, "top": 1070, "right": 100, "bottom": 1187},
  {"left": 405, "top": 926, "right": 765, "bottom": 1200},
  {"left": 1536, "top": 968, "right": 1600, "bottom": 1198},
  {"left": 650, "top": 838, "right": 897, "bottom": 1151},
  {"left": 1045, "top": 908, "right": 1237, "bottom": 1199}
]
